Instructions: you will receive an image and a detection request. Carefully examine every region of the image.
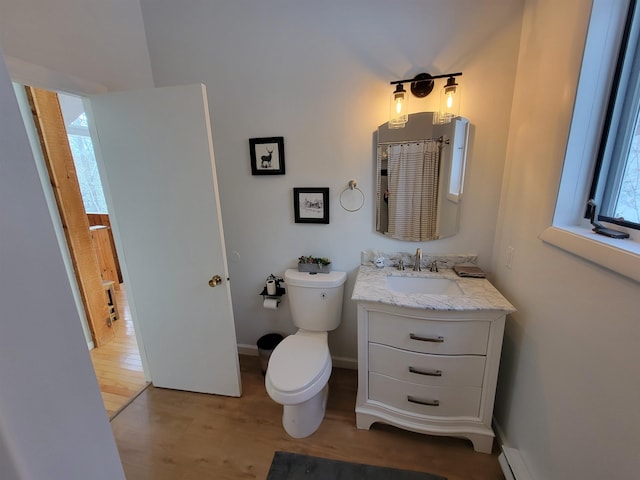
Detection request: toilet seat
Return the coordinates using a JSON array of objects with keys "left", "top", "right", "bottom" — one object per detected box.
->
[{"left": 266, "top": 332, "right": 332, "bottom": 405}]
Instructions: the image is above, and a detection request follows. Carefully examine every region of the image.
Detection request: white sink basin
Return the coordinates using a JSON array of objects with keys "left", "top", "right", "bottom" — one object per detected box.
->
[{"left": 386, "top": 275, "right": 464, "bottom": 295}]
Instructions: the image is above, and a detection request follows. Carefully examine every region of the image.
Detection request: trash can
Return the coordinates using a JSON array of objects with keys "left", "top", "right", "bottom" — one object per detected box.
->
[{"left": 257, "top": 333, "right": 283, "bottom": 375}]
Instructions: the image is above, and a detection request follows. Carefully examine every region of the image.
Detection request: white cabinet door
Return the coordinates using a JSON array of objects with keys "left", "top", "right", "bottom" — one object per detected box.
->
[{"left": 88, "top": 84, "right": 241, "bottom": 396}]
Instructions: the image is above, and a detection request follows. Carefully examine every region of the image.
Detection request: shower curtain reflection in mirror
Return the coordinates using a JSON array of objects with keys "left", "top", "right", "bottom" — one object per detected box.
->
[{"left": 377, "top": 140, "right": 441, "bottom": 241}]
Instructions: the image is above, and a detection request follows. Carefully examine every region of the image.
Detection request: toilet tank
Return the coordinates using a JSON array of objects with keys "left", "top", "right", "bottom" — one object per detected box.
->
[{"left": 284, "top": 269, "right": 347, "bottom": 332}]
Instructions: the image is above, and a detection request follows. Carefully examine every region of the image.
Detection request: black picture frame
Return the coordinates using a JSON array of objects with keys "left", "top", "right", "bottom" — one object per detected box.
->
[
  {"left": 249, "top": 137, "right": 285, "bottom": 175},
  {"left": 293, "top": 188, "right": 330, "bottom": 224}
]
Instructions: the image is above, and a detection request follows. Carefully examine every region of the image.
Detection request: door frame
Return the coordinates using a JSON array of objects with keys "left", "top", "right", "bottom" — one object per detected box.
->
[
  {"left": 11, "top": 65, "right": 241, "bottom": 396},
  {"left": 12, "top": 79, "right": 152, "bottom": 379}
]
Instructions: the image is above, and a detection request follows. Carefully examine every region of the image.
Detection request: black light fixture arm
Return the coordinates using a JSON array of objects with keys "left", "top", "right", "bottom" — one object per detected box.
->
[
  {"left": 390, "top": 72, "right": 462, "bottom": 99},
  {"left": 390, "top": 72, "right": 462, "bottom": 86}
]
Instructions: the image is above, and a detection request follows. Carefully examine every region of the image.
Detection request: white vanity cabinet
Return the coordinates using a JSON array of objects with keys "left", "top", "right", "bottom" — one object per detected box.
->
[{"left": 355, "top": 302, "right": 506, "bottom": 453}]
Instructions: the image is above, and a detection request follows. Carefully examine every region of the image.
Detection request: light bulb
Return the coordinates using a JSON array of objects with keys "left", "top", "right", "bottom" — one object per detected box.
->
[{"left": 446, "top": 92, "right": 454, "bottom": 109}]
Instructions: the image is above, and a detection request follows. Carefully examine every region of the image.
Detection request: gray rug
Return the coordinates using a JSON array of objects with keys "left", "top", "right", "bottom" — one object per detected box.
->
[{"left": 266, "top": 451, "right": 446, "bottom": 480}]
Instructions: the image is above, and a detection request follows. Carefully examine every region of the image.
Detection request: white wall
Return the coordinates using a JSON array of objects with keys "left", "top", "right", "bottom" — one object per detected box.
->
[
  {"left": 491, "top": 1, "right": 640, "bottom": 479},
  {"left": 0, "top": 0, "right": 153, "bottom": 92},
  {"left": 0, "top": 44, "right": 124, "bottom": 479},
  {"left": 140, "top": 0, "right": 524, "bottom": 361}
]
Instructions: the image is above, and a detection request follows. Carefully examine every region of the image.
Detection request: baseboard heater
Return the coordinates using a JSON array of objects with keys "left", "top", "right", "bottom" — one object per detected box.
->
[{"left": 498, "top": 447, "right": 533, "bottom": 480}]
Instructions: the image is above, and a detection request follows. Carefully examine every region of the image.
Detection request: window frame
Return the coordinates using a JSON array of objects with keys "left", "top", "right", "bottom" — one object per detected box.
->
[
  {"left": 541, "top": 0, "right": 640, "bottom": 283},
  {"left": 587, "top": 0, "right": 640, "bottom": 231}
]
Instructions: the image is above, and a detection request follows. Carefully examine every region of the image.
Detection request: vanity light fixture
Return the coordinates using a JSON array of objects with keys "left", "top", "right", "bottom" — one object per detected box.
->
[
  {"left": 389, "top": 72, "right": 463, "bottom": 127},
  {"left": 389, "top": 83, "right": 409, "bottom": 129},
  {"left": 437, "top": 75, "right": 462, "bottom": 124}
]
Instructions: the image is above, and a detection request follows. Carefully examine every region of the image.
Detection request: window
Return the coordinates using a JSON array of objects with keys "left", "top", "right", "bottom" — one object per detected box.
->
[
  {"left": 588, "top": 0, "right": 640, "bottom": 231},
  {"left": 541, "top": 0, "right": 640, "bottom": 283},
  {"left": 58, "top": 94, "right": 108, "bottom": 214},
  {"left": 67, "top": 130, "right": 108, "bottom": 214}
]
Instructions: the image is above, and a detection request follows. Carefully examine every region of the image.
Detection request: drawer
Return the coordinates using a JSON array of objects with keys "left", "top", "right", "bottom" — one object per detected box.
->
[
  {"left": 369, "top": 372, "right": 481, "bottom": 418},
  {"left": 368, "top": 311, "right": 489, "bottom": 355},
  {"left": 369, "top": 343, "right": 486, "bottom": 387}
]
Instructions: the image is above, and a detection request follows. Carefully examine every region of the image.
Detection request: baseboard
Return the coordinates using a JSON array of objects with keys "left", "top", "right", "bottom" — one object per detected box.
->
[
  {"left": 237, "top": 344, "right": 258, "bottom": 356},
  {"left": 236, "top": 344, "right": 357, "bottom": 370},
  {"left": 331, "top": 356, "right": 358, "bottom": 370},
  {"left": 493, "top": 419, "right": 534, "bottom": 480},
  {"left": 498, "top": 452, "right": 516, "bottom": 480}
]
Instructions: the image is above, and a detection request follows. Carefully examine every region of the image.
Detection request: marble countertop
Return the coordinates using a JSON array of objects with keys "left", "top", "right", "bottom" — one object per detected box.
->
[{"left": 351, "top": 265, "right": 516, "bottom": 312}]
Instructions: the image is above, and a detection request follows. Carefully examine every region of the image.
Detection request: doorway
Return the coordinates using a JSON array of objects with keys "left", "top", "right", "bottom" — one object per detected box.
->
[
  {"left": 20, "top": 82, "right": 242, "bottom": 403},
  {"left": 23, "top": 86, "right": 148, "bottom": 418}
]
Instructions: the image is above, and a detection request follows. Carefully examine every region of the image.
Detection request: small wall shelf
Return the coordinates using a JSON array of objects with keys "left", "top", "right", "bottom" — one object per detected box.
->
[{"left": 259, "top": 286, "right": 286, "bottom": 298}]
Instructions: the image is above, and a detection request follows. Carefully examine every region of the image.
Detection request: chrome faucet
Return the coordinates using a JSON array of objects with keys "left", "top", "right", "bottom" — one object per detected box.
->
[
  {"left": 413, "top": 248, "right": 422, "bottom": 271},
  {"left": 397, "top": 259, "right": 405, "bottom": 270},
  {"left": 429, "top": 260, "right": 439, "bottom": 272}
]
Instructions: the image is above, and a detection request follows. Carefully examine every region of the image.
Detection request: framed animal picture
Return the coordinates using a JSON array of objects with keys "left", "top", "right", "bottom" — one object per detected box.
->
[{"left": 249, "top": 137, "right": 285, "bottom": 175}]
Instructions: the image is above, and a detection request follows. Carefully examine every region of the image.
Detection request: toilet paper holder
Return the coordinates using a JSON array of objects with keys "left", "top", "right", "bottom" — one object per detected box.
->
[{"left": 260, "top": 274, "right": 286, "bottom": 302}]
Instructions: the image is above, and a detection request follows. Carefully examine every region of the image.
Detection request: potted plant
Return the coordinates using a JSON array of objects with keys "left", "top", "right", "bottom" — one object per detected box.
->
[{"left": 298, "top": 255, "right": 332, "bottom": 273}]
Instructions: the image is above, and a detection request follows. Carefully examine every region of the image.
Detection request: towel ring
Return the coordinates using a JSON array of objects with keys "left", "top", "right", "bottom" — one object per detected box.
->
[{"left": 339, "top": 180, "right": 365, "bottom": 212}]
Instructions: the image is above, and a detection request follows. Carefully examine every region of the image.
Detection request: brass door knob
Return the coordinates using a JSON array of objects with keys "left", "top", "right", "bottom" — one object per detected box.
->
[{"left": 208, "top": 275, "right": 222, "bottom": 287}]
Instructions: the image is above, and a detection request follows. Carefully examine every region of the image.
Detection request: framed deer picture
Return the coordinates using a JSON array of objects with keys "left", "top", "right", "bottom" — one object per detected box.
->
[{"left": 249, "top": 137, "right": 285, "bottom": 175}]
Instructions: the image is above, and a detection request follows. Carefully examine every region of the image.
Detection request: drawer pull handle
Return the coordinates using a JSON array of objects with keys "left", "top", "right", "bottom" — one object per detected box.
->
[
  {"left": 409, "top": 366, "right": 442, "bottom": 377},
  {"left": 407, "top": 395, "right": 440, "bottom": 407},
  {"left": 409, "top": 333, "right": 444, "bottom": 343}
]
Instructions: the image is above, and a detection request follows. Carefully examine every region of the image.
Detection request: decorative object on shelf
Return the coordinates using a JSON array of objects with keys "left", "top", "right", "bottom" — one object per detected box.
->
[
  {"left": 250, "top": 137, "right": 285, "bottom": 175},
  {"left": 260, "top": 274, "right": 285, "bottom": 297},
  {"left": 388, "top": 72, "right": 463, "bottom": 128},
  {"left": 266, "top": 278, "right": 277, "bottom": 296},
  {"left": 293, "top": 187, "right": 329, "bottom": 224},
  {"left": 339, "top": 179, "right": 365, "bottom": 212},
  {"left": 297, "top": 256, "right": 331, "bottom": 273}
]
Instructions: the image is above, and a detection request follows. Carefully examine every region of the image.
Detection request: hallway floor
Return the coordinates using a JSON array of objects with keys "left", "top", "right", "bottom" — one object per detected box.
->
[{"left": 90, "top": 285, "right": 149, "bottom": 418}]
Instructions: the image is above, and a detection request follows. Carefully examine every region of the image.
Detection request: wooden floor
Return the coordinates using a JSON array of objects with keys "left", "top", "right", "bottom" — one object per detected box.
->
[
  {"left": 90, "top": 285, "right": 149, "bottom": 418},
  {"left": 111, "top": 355, "right": 505, "bottom": 480}
]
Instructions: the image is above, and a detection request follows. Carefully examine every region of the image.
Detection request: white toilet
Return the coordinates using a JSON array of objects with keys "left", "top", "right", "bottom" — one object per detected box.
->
[{"left": 265, "top": 268, "right": 347, "bottom": 438}]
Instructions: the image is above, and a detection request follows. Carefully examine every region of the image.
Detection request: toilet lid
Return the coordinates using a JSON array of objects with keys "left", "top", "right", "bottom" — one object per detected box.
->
[{"left": 267, "top": 334, "right": 330, "bottom": 393}]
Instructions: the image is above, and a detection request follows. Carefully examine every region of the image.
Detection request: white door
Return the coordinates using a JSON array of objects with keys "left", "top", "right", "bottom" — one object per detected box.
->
[{"left": 87, "top": 84, "right": 241, "bottom": 397}]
